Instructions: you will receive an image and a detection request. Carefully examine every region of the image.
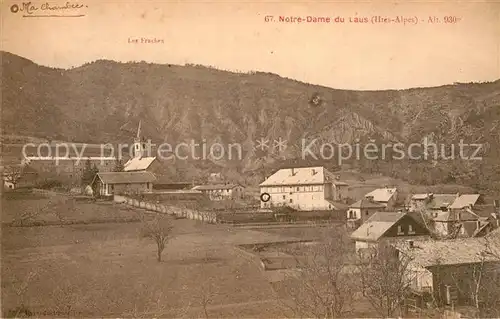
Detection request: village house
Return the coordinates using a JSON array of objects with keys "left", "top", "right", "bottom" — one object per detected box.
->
[
  {"left": 364, "top": 187, "right": 398, "bottom": 210},
  {"left": 408, "top": 193, "right": 494, "bottom": 238},
  {"left": 432, "top": 204, "right": 500, "bottom": 238},
  {"left": 192, "top": 183, "right": 245, "bottom": 200},
  {"left": 259, "top": 166, "right": 348, "bottom": 211},
  {"left": 393, "top": 232, "right": 500, "bottom": 309},
  {"left": 350, "top": 211, "right": 430, "bottom": 254},
  {"left": 346, "top": 198, "right": 386, "bottom": 229},
  {"left": 408, "top": 193, "right": 481, "bottom": 214},
  {"left": 91, "top": 171, "right": 156, "bottom": 197}
]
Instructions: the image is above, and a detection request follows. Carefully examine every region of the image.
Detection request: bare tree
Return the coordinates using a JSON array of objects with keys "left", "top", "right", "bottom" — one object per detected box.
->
[
  {"left": 196, "top": 252, "right": 219, "bottom": 318},
  {"left": 141, "top": 215, "right": 173, "bottom": 262},
  {"left": 356, "top": 242, "right": 415, "bottom": 318},
  {"left": 278, "top": 226, "right": 356, "bottom": 318},
  {"left": 449, "top": 237, "right": 500, "bottom": 317},
  {"left": 3, "top": 165, "right": 23, "bottom": 189},
  {"left": 198, "top": 277, "right": 217, "bottom": 318}
]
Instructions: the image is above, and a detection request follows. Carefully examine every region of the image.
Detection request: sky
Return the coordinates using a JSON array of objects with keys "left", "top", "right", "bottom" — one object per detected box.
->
[{"left": 1, "top": 0, "right": 499, "bottom": 90}]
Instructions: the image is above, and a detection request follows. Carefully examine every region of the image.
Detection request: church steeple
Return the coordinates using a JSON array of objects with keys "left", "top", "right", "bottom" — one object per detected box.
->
[
  {"left": 136, "top": 120, "right": 141, "bottom": 141},
  {"left": 133, "top": 120, "right": 145, "bottom": 158}
]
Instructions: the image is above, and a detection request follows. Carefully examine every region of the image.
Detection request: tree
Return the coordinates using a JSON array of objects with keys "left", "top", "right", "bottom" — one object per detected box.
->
[
  {"left": 278, "top": 226, "right": 356, "bottom": 318},
  {"left": 113, "top": 159, "right": 125, "bottom": 172},
  {"left": 3, "top": 165, "right": 23, "bottom": 189},
  {"left": 356, "top": 243, "right": 415, "bottom": 318},
  {"left": 140, "top": 215, "right": 173, "bottom": 262},
  {"left": 449, "top": 236, "right": 500, "bottom": 317},
  {"left": 81, "top": 159, "right": 94, "bottom": 186}
]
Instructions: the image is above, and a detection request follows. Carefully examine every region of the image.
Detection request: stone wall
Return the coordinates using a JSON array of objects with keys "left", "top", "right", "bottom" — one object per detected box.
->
[{"left": 113, "top": 194, "right": 217, "bottom": 224}]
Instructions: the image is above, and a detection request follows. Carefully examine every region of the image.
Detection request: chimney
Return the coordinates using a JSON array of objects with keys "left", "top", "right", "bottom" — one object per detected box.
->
[
  {"left": 291, "top": 168, "right": 296, "bottom": 176},
  {"left": 312, "top": 169, "right": 317, "bottom": 176},
  {"left": 365, "top": 195, "right": 374, "bottom": 201}
]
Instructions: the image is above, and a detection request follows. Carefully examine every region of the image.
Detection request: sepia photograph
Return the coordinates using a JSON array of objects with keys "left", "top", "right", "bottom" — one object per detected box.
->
[{"left": 1, "top": 0, "right": 500, "bottom": 318}]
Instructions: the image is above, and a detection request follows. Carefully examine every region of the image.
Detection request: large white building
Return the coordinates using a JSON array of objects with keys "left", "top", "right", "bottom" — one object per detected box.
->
[{"left": 259, "top": 166, "right": 348, "bottom": 211}]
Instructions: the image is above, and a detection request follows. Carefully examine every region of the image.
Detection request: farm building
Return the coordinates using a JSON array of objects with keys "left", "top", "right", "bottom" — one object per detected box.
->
[{"left": 91, "top": 171, "right": 156, "bottom": 197}]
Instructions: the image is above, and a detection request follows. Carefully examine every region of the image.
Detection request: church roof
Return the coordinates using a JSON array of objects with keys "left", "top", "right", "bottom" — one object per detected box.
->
[{"left": 124, "top": 157, "right": 156, "bottom": 171}]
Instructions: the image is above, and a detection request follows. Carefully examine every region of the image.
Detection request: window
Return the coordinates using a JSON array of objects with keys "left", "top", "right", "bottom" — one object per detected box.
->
[
  {"left": 290, "top": 199, "right": 293, "bottom": 203},
  {"left": 296, "top": 187, "right": 300, "bottom": 191},
  {"left": 408, "top": 224, "right": 415, "bottom": 234},
  {"left": 282, "top": 195, "right": 286, "bottom": 200},
  {"left": 348, "top": 211, "right": 354, "bottom": 219},
  {"left": 365, "top": 210, "right": 369, "bottom": 216},
  {"left": 397, "top": 225, "right": 404, "bottom": 235}
]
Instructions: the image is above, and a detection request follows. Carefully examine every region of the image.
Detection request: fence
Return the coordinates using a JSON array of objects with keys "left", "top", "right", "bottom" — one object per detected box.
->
[{"left": 113, "top": 195, "right": 217, "bottom": 224}]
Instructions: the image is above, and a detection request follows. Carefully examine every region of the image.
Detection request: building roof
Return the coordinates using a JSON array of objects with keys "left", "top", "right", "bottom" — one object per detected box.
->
[
  {"left": 326, "top": 200, "right": 350, "bottom": 211},
  {"left": 394, "top": 236, "right": 500, "bottom": 267},
  {"left": 427, "top": 194, "right": 459, "bottom": 210},
  {"left": 349, "top": 198, "right": 386, "bottom": 209},
  {"left": 473, "top": 205, "right": 500, "bottom": 219},
  {"left": 364, "top": 188, "right": 397, "bottom": 203},
  {"left": 192, "top": 183, "right": 241, "bottom": 191},
  {"left": 449, "top": 194, "right": 481, "bottom": 209},
  {"left": 94, "top": 171, "right": 156, "bottom": 184},
  {"left": 433, "top": 208, "right": 480, "bottom": 222},
  {"left": 350, "top": 211, "right": 407, "bottom": 242},
  {"left": 412, "top": 193, "right": 430, "bottom": 200},
  {"left": 259, "top": 166, "right": 346, "bottom": 187},
  {"left": 124, "top": 157, "right": 156, "bottom": 172}
]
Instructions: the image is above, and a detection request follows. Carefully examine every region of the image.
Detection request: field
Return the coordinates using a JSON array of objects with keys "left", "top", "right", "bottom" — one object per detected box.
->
[
  {"left": 2, "top": 177, "right": 453, "bottom": 317},
  {"left": 1, "top": 192, "right": 312, "bottom": 318}
]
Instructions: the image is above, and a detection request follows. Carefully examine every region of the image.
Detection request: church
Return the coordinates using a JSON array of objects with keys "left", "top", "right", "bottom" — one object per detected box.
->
[{"left": 123, "top": 120, "right": 159, "bottom": 173}]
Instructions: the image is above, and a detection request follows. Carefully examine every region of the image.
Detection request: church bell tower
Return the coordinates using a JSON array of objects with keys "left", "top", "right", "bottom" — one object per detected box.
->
[{"left": 133, "top": 120, "right": 146, "bottom": 159}]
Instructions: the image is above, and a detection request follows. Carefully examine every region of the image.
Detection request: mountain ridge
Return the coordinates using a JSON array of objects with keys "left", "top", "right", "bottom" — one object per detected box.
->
[{"left": 2, "top": 51, "right": 500, "bottom": 191}]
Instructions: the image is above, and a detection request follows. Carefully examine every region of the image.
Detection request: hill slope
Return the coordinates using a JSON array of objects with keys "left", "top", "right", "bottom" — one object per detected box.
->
[{"left": 2, "top": 51, "right": 500, "bottom": 192}]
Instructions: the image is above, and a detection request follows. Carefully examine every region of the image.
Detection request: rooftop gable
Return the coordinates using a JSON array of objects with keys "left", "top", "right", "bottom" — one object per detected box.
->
[
  {"left": 350, "top": 211, "right": 407, "bottom": 241},
  {"left": 260, "top": 166, "right": 345, "bottom": 186},
  {"left": 365, "top": 188, "right": 397, "bottom": 202},
  {"left": 449, "top": 194, "right": 481, "bottom": 209},
  {"left": 124, "top": 156, "right": 156, "bottom": 172},
  {"left": 349, "top": 198, "right": 386, "bottom": 209}
]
